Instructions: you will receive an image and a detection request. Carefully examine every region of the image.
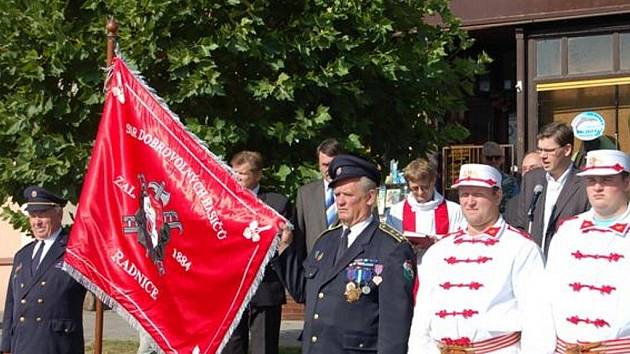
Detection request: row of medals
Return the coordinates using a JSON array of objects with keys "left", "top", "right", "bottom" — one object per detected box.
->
[{"left": 344, "top": 275, "right": 382, "bottom": 303}]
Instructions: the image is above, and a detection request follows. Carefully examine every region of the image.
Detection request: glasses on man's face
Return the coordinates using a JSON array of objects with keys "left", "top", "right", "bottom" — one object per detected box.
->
[
  {"left": 536, "top": 146, "right": 563, "bottom": 155},
  {"left": 484, "top": 155, "right": 503, "bottom": 161}
]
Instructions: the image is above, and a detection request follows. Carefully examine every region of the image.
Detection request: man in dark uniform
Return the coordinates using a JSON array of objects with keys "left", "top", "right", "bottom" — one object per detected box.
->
[
  {"left": 273, "top": 155, "right": 416, "bottom": 354},
  {"left": 1, "top": 186, "right": 86, "bottom": 354},
  {"left": 222, "top": 151, "right": 292, "bottom": 354}
]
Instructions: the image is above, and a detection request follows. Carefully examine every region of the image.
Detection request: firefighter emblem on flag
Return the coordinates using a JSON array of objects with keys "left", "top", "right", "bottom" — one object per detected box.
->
[{"left": 123, "top": 174, "right": 183, "bottom": 275}]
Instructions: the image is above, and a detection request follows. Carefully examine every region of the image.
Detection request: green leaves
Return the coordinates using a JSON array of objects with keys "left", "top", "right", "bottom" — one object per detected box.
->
[{"left": 0, "top": 0, "right": 485, "bottom": 227}]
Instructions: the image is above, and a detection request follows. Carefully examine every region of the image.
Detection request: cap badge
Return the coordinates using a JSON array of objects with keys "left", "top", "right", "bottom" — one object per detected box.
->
[
  {"left": 31, "top": 190, "right": 37, "bottom": 197},
  {"left": 336, "top": 167, "right": 342, "bottom": 176},
  {"left": 462, "top": 169, "right": 478, "bottom": 178}
]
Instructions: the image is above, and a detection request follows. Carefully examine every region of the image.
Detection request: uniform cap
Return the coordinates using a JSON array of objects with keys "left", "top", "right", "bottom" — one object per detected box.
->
[
  {"left": 328, "top": 154, "right": 380, "bottom": 188},
  {"left": 577, "top": 149, "right": 630, "bottom": 176},
  {"left": 23, "top": 186, "right": 67, "bottom": 212},
  {"left": 451, "top": 164, "right": 502, "bottom": 189}
]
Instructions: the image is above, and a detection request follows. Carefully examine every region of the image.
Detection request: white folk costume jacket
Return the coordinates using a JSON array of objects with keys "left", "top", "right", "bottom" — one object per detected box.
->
[
  {"left": 547, "top": 206, "right": 630, "bottom": 353},
  {"left": 408, "top": 217, "right": 555, "bottom": 353}
]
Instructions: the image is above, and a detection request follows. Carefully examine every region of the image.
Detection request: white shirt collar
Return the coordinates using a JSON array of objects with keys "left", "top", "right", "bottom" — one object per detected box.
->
[
  {"left": 251, "top": 185, "right": 260, "bottom": 195},
  {"left": 406, "top": 191, "right": 444, "bottom": 211},
  {"left": 343, "top": 215, "right": 374, "bottom": 247},
  {"left": 33, "top": 228, "right": 62, "bottom": 260},
  {"left": 546, "top": 165, "right": 572, "bottom": 185}
]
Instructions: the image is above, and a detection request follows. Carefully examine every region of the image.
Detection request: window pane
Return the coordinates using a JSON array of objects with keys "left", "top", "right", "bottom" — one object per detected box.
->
[
  {"left": 622, "top": 33, "right": 630, "bottom": 71},
  {"left": 568, "top": 34, "right": 612, "bottom": 74},
  {"left": 537, "top": 39, "right": 561, "bottom": 77}
]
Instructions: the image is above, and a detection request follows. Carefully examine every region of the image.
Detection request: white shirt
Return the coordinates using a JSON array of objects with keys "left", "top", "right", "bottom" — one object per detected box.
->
[
  {"left": 342, "top": 215, "right": 373, "bottom": 248},
  {"left": 547, "top": 205, "right": 630, "bottom": 344},
  {"left": 543, "top": 166, "right": 572, "bottom": 237},
  {"left": 386, "top": 191, "right": 464, "bottom": 237},
  {"left": 408, "top": 217, "right": 555, "bottom": 354},
  {"left": 32, "top": 228, "right": 62, "bottom": 264}
]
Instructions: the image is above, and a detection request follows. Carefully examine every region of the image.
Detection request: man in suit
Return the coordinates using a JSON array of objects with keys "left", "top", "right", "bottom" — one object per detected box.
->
[
  {"left": 295, "top": 138, "right": 343, "bottom": 254},
  {"left": 505, "top": 122, "right": 589, "bottom": 256},
  {"left": 222, "top": 151, "right": 291, "bottom": 354},
  {"left": 273, "top": 154, "right": 416, "bottom": 354},
  {"left": 1, "top": 186, "right": 87, "bottom": 354}
]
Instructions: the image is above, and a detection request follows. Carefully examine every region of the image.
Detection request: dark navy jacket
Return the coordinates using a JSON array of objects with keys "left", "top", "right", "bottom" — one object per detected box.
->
[
  {"left": 1, "top": 231, "right": 86, "bottom": 354},
  {"left": 272, "top": 218, "right": 416, "bottom": 354}
]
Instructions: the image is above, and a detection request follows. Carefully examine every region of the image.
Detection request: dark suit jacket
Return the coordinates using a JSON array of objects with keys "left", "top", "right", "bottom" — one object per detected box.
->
[
  {"left": 272, "top": 219, "right": 416, "bottom": 354},
  {"left": 504, "top": 166, "right": 589, "bottom": 255},
  {"left": 250, "top": 189, "right": 291, "bottom": 307},
  {"left": 295, "top": 179, "right": 335, "bottom": 254},
  {"left": 1, "top": 231, "right": 87, "bottom": 354}
]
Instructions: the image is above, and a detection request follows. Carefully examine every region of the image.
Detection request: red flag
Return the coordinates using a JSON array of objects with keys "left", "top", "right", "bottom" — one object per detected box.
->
[{"left": 64, "top": 57, "right": 286, "bottom": 353}]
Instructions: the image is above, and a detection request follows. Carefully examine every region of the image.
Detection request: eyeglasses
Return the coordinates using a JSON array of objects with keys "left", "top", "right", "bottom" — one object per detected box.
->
[
  {"left": 536, "top": 146, "right": 564, "bottom": 154},
  {"left": 484, "top": 155, "right": 503, "bottom": 161}
]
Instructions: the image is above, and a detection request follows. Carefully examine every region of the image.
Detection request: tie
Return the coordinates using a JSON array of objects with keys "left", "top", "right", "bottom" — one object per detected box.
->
[
  {"left": 325, "top": 187, "right": 336, "bottom": 227},
  {"left": 335, "top": 228, "right": 350, "bottom": 265},
  {"left": 32, "top": 240, "right": 44, "bottom": 274}
]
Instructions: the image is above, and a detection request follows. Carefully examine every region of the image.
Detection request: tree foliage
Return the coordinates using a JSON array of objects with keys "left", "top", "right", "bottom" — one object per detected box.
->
[{"left": 0, "top": 0, "right": 486, "bottom": 226}]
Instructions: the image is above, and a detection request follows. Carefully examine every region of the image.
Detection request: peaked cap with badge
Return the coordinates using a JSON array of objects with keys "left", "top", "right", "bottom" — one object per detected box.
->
[
  {"left": 24, "top": 185, "right": 67, "bottom": 212},
  {"left": 577, "top": 149, "right": 630, "bottom": 176},
  {"left": 328, "top": 154, "right": 380, "bottom": 188},
  {"left": 272, "top": 154, "right": 417, "bottom": 353}
]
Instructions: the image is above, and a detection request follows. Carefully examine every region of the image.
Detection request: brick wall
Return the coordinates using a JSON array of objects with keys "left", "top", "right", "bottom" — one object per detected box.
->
[{"left": 282, "top": 292, "right": 304, "bottom": 320}]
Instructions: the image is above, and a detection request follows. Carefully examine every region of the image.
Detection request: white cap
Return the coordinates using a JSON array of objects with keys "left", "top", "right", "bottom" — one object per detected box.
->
[
  {"left": 577, "top": 149, "right": 630, "bottom": 176},
  {"left": 452, "top": 164, "right": 502, "bottom": 189}
]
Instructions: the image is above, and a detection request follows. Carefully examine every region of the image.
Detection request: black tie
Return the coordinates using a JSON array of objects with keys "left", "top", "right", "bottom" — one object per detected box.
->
[
  {"left": 32, "top": 241, "right": 44, "bottom": 274},
  {"left": 335, "top": 228, "right": 350, "bottom": 265}
]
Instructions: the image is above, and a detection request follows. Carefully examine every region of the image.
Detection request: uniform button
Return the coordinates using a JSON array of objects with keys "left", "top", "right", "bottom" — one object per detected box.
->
[
  {"left": 41, "top": 281, "right": 46, "bottom": 286},
  {"left": 318, "top": 292, "right": 324, "bottom": 299},
  {"left": 64, "top": 329, "right": 69, "bottom": 333},
  {"left": 313, "top": 313, "right": 319, "bottom": 320},
  {"left": 20, "top": 299, "right": 26, "bottom": 304},
  {"left": 36, "top": 317, "right": 42, "bottom": 322},
  {"left": 19, "top": 316, "right": 25, "bottom": 322},
  {"left": 37, "top": 298, "right": 44, "bottom": 304},
  {"left": 20, "top": 283, "right": 24, "bottom": 288},
  {"left": 311, "top": 336, "right": 318, "bottom": 343},
  {"left": 359, "top": 343, "right": 364, "bottom": 348}
]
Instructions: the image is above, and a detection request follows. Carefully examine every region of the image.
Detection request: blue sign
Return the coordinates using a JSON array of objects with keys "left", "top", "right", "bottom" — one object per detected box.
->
[{"left": 571, "top": 112, "right": 605, "bottom": 141}]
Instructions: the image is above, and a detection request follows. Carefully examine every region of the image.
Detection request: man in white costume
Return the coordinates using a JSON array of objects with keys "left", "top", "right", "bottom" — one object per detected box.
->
[
  {"left": 547, "top": 149, "right": 630, "bottom": 353},
  {"left": 385, "top": 158, "right": 463, "bottom": 259},
  {"left": 408, "top": 163, "right": 555, "bottom": 353}
]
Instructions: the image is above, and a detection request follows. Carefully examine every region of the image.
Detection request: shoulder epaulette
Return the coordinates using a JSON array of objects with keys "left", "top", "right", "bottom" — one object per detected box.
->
[
  {"left": 378, "top": 223, "right": 405, "bottom": 243},
  {"left": 317, "top": 223, "right": 342, "bottom": 240}
]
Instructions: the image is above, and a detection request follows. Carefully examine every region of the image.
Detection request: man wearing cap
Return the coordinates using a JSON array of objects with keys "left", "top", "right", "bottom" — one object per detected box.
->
[
  {"left": 1, "top": 186, "right": 87, "bottom": 354},
  {"left": 273, "top": 154, "right": 416, "bottom": 354},
  {"left": 408, "top": 164, "right": 555, "bottom": 353},
  {"left": 481, "top": 141, "right": 518, "bottom": 213},
  {"left": 546, "top": 149, "right": 630, "bottom": 353}
]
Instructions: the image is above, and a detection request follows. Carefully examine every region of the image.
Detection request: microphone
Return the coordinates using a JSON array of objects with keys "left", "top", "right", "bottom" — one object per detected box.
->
[{"left": 527, "top": 184, "right": 544, "bottom": 221}]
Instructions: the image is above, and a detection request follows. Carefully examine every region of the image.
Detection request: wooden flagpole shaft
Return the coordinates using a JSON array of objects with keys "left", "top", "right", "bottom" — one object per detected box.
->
[{"left": 94, "top": 18, "right": 118, "bottom": 354}]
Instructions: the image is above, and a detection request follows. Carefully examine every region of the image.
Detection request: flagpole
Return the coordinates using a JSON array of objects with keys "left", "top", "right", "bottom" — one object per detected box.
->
[{"left": 93, "top": 18, "right": 118, "bottom": 354}]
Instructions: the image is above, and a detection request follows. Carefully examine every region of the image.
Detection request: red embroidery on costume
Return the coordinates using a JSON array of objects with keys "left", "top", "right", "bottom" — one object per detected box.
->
[
  {"left": 566, "top": 315, "right": 610, "bottom": 328},
  {"left": 580, "top": 220, "right": 595, "bottom": 230},
  {"left": 441, "top": 337, "right": 472, "bottom": 346},
  {"left": 454, "top": 238, "right": 498, "bottom": 246},
  {"left": 611, "top": 223, "right": 628, "bottom": 233},
  {"left": 440, "top": 281, "right": 483, "bottom": 290},
  {"left": 508, "top": 225, "right": 531, "bottom": 240},
  {"left": 582, "top": 227, "right": 613, "bottom": 234},
  {"left": 580, "top": 163, "right": 625, "bottom": 172},
  {"left": 484, "top": 227, "right": 500, "bottom": 237},
  {"left": 569, "top": 282, "right": 616, "bottom": 295},
  {"left": 436, "top": 309, "right": 479, "bottom": 319},
  {"left": 454, "top": 176, "right": 497, "bottom": 187},
  {"left": 444, "top": 256, "right": 493, "bottom": 264},
  {"left": 571, "top": 251, "right": 624, "bottom": 262}
]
